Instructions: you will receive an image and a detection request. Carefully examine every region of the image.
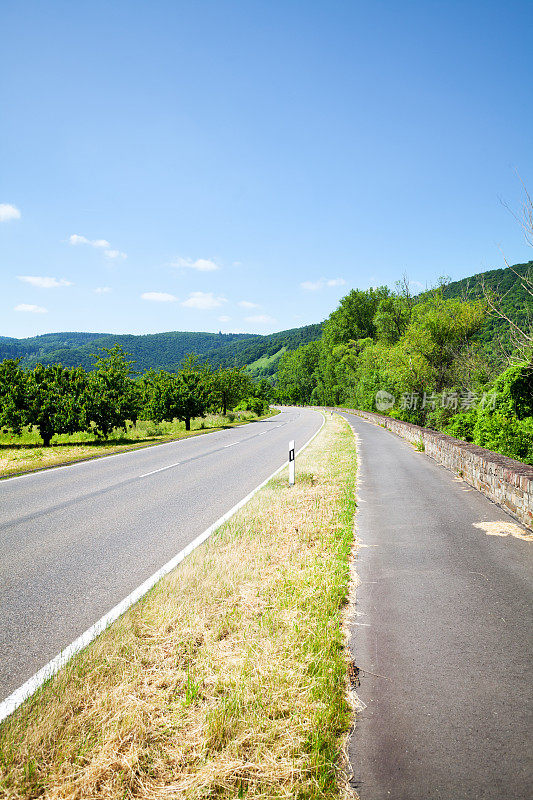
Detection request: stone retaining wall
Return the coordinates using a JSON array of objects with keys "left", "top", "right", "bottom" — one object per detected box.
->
[{"left": 338, "top": 408, "right": 533, "bottom": 530}]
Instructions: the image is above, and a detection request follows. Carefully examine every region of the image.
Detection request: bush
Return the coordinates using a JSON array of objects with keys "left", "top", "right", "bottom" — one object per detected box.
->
[
  {"left": 442, "top": 411, "right": 477, "bottom": 442},
  {"left": 234, "top": 397, "right": 267, "bottom": 415},
  {"left": 473, "top": 362, "right": 533, "bottom": 464}
]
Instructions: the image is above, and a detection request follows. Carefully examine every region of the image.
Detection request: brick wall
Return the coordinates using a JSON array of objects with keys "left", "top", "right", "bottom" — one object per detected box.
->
[{"left": 339, "top": 408, "right": 533, "bottom": 530}]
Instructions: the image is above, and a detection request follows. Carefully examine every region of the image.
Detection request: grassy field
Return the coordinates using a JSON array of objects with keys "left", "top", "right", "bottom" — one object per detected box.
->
[
  {"left": 0, "top": 413, "right": 358, "bottom": 800},
  {"left": 0, "top": 410, "right": 278, "bottom": 479},
  {"left": 245, "top": 348, "right": 286, "bottom": 377}
]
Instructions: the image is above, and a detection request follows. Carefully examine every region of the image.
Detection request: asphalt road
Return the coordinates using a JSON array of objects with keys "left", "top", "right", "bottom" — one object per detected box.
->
[
  {"left": 0, "top": 407, "right": 322, "bottom": 701},
  {"left": 339, "top": 411, "right": 533, "bottom": 800}
]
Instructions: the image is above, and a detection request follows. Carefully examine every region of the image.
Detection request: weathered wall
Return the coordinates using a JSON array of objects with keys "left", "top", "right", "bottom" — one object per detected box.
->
[{"left": 339, "top": 408, "right": 533, "bottom": 530}]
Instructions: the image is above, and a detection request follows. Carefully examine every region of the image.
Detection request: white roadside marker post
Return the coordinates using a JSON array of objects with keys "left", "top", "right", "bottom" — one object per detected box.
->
[{"left": 289, "top": 439, "right": 295, "bottom": 486}]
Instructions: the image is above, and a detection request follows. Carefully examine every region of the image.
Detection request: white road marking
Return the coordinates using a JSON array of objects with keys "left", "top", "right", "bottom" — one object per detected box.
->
[
  {"left": 139, "top": 462, "right": 181, "bottom": 478},
  {"left": 224, "top": 442, "right": 240, "bottom": 448},
  {"left": 0, "top": 410, "right": 325, "bottom": 724},
  {"left": 1, "top": 410, "right": 287, "bottom": 483}
]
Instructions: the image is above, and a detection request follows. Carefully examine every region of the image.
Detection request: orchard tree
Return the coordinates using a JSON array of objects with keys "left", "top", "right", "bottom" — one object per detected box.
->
[
  {"left": 0, "top": 359, "right": 27, "bottom": 436},
  {"left": 142, "top": 355, "right": 210, "bottom": 430},
  {"left": 25, "top": 363, "right": 88, "bottom": 446},
  {"left": 211, "top": 367, "right": 251, "bottom": 415},
  {"left": 85, "top": 346, "right": 140, "bottom": 437},
  {"left": 174, "top": 354, "right": 211, "bottom": 430}
]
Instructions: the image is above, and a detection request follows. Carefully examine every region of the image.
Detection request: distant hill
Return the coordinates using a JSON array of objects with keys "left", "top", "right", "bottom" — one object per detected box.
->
[
  {"left": 443, "top": 260, "right": 532, "bottom": 362},
  {"left": 2, "top": 262, "right": 529, "bottom": 376},
  {"left": 0, "top": 324, "right": 323, "bottom": 375}
]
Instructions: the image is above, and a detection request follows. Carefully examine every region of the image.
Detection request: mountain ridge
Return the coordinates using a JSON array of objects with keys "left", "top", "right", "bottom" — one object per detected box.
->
[{"left": 2, "top": 261, "right": 530, "bottom": 374}]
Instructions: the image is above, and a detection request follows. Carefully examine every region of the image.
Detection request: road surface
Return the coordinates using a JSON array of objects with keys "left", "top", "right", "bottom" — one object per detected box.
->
[
  {"left": 339, "top": 411, "right": 533, "bottom": 800},
  {"left": 0, "top": 407, "right": 322, "bottom": 701}
]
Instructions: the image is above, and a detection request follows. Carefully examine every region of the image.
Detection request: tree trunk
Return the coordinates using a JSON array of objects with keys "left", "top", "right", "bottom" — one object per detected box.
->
[
  {"left": 41, "top": 430, "right": 52, "bottom": 447},
  {"left": 223, "top": 394, "right": 227, "bottom": 416},
  {"left": 185, "top": 417, "right": 191, "bottom": 431}
]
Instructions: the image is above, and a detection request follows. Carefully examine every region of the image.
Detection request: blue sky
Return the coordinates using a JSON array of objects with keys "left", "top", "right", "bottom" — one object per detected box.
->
[{"left": 2, "top": 0, "right": 532, "bottom": 339}]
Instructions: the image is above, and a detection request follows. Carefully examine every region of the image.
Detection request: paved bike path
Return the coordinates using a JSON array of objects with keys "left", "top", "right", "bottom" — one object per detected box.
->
[{"left": 339, "top": 411, "right": 532, "bottom": 800}]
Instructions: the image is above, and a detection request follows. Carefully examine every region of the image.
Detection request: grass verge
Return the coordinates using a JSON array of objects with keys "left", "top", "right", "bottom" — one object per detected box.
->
[
  {"left": 0, "top": 410, "right": 279, "bottom": 480},
  {"left": 0, "top": 414, "right": 357, "bottom": 799}
]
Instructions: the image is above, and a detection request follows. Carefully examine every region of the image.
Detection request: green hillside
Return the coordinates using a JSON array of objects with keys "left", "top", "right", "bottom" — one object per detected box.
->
[
  {"left": 2, "top": 263, "right": 528, "bottom": 376},
  {"left": 443, "top": 260, "right": 532, "bottom": 361},
  {"left": 0, "top": 324, "right": 323, "bottom": 375}
]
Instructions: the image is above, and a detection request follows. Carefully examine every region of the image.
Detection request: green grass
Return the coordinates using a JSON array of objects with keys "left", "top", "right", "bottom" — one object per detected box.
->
[
  {"left": 245, "top": 347, "right": 287, "bottom": 376},
  {"left": 0, "top": 409, "right": 280, "bottom": 479},
  {"left": 0, "top": 414, "right": 358, "bottom": 799}
]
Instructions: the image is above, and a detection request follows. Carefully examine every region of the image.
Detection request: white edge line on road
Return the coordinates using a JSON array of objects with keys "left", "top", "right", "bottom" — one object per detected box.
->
[
  {"left": 139, "top": 462, "right": 181, "bottom": 478},
  {"left": 1, "top": 409, "right": 287, "bottom": 484},
  {"left": 0, "top": 409, "right": 325, "bottom": 724}
]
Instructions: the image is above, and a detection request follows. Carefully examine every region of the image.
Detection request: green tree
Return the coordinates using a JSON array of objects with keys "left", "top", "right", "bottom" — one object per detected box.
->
[
  {"left": 374, "top": 295, "right": 411, "bottom": 344},
  {"left": 142, "top": 355, "right": 210, "bottom": 430},
  {"left": 319, "top": 287, "right": 390, "bottom": 403},
  {"left": 25, "top": 363, "right": 88, "bottom": 446},
  {"left": 472, "top": 362, "right": 533, "bottom": 463},
  {"left": 275, "top": 341, "right": 321, "bottom": 405},
  {"left": 0, "top": 359, "right": 28, "bottom": 435},
  {"left": 211, "top": 367, "right": 252, "bottom": 415},
  {"left": 85, "top": 346, "right": 140, "bottom": 438}
]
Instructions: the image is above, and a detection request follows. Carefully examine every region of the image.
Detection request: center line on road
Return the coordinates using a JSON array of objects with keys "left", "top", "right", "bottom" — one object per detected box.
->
[
  {"left": 140, "top": 462, "right": 181, "bottom": 478},
  {"left": 224, "top": 442, "right": 240, "bottom": 448}
]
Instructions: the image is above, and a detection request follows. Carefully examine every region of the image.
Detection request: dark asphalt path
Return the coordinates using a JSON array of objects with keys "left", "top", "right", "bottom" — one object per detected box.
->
[
  {"left": 339, "top": 412, "right": 533, "bottom": 800},
  {"left": 0, "top": 407, "right": 322, "bottom": 701}
]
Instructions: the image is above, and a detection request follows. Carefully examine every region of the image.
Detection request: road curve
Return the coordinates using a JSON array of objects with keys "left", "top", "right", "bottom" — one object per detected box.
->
[
  {"left": 339, "top": 411, "right": 533, "bottom": 800},
  {"left": 0, "top": 407, "right": 322, "bottom": 701}
]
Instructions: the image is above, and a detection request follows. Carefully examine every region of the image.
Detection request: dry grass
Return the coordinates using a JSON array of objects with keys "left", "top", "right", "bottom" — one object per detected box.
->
[
  {"left": 0, "top": 414, "right": 357, "bottom": 799},
  {"left": 0, "top": 411, "right": 278, "bottom": 480}
]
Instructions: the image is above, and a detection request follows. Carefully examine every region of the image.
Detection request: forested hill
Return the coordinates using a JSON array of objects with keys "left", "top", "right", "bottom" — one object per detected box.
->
[
  {"left": 0, "top": 324, "right": 323, "bottom": 373},
  {"left": 1, "top": 262, "right": 528, "bottom": 374},
  {"left": 443, "top": 260, "right": 532, "bottom": 356}
]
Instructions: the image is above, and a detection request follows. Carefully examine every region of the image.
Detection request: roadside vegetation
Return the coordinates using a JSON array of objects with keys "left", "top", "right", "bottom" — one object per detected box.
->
[
  {"left": 0, "top": 349, "right": 276, "bottom": 477},
  {"left": 0, "top": 410, "right": 277, "bottom": 479},
  {"left": 275, "top": 266, "right": 533, "bottom": 465},
  {"left": 0, "top": 413, "right": 357, "bottom": 800}
]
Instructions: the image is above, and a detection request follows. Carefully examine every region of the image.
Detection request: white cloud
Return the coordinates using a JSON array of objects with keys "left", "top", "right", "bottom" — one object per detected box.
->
[
  {"left": 218, "top": 315, "right": 231, "bottom": 322},
  {"left": 14, "top": 303, "right": 47, "bottom": 313},
  {"left": 0, "top": 203, "right": 21, "bottom": 222},
  {"left": 95, "top": 286, "right": 112, "bottom": 294},
  {"left": 245, "top": 314, "right": 276, "bottom": 324},
  {"left": 238, "top": 300, "right": 259, "bottom": 309},
  {"left": 182, "top": 291, "right": 226, "bottom": 310},
  {"left": 141, "top": 291, "right": 178, "bottom": 302},
  {"left": 69, "top": 234, "right": 125, "bottom": 259},
  {"left": 300, "top": 277, "right": 346, "bottom": 291},
  {"left": 18, "top": 275, "right": 72, "bottom": 289},
  {"left": 69, "top": 234, "right": 90, "bottom": 245},
  {"left": 104, "top": 249, "right": 127, "bottom": 260},
  {"left": 69, "top": 234, "right": 111, "bottom": 248},
  {"left": 172, "top": 257, "right": 220, "bottom": 272}
]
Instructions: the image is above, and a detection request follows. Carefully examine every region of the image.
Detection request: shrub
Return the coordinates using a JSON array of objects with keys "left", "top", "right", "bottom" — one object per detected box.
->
[{"left": 473, "top": 362, "right": 533, "bottom": 464}]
